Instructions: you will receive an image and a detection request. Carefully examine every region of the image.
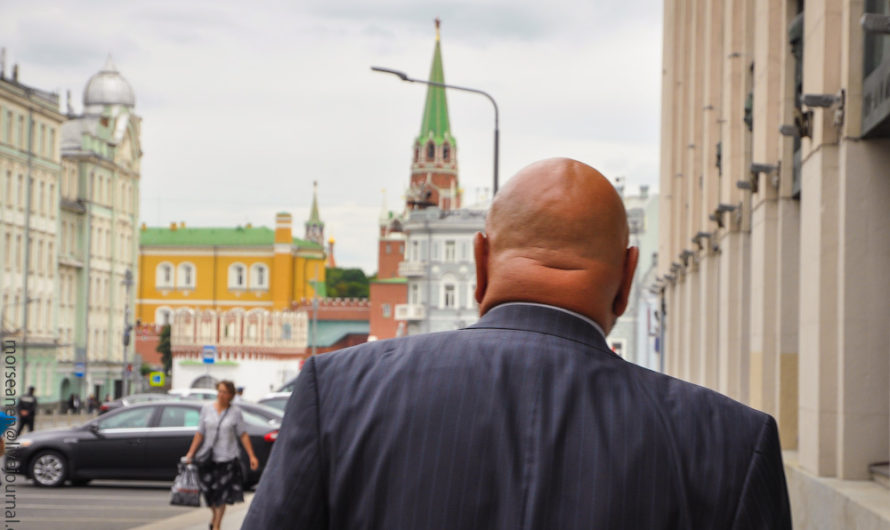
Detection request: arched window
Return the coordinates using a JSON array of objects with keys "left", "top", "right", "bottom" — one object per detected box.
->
[
  {"left": 177, "top": 262, "right": 196, "bottom": 289},
  {"left": 250, "top": 263, "right": 269, "bottom": 290},
  {"left": 443, "top": 142, "right": 451, "bottom": 162},
  {"left": 413, "top": 146, "right": 420, "bottom": 163},
  {"left": 426, "top": 141, "right": 435, "bottom": 161},
  {"left": 228, "top": 263, "right": 246, "bottom": 289},
  {"left": 156, "top": 262, "right": 174, "bottom": 289},
  {"left": 155, "top": 307, "right": 173, "bottom": 326}
]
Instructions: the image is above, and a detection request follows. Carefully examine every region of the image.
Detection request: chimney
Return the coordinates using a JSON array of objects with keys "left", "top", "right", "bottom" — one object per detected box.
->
[
  {"left": 170, "top": 222, "right": 177, "bottom": 231},
  {"left": 12, "top": 63, "right": 18, "bottom": 82},
  {"left": 179, "top": 221, "right": 185, "bottom": 229},
  {"left": 0, "top": 48, "right": 5, "bottom": 79},
  {"left": 640, "top": 185, "right": 649, "bottom": 199},
  {"left": 140, "top": 222, "right": 147, "bottom": 231}
]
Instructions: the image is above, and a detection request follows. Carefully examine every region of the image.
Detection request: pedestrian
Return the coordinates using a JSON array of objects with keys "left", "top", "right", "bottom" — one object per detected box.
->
[
  {"left": 233, "top": 387, "right": 244, "bottom": 403},
  {"left": 15, "top": 386, "right": 37, "bottom": 437},
  {"left": 67, "top": 393, "right": 83, "bottom": 414},
  {"left": 243, "top": 158, "right": 792, "bottom": 529},
  {"left": 87, "top": 394, "right": 99, "bottom": 414},
  {"left": 183, "top": 380, "right": 259, "bottom": 530}
]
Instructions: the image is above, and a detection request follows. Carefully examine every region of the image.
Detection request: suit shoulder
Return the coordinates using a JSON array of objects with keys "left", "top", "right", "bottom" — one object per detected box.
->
[
  {"left": 628, "top": 364, "right": 770, "bottom": 436},
  {"left": 311, "top": 329, "right": 466, "bottom": 372}
]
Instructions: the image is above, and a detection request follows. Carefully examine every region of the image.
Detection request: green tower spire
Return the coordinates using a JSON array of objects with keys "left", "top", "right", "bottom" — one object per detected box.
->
[
  {"left": 305, "top": 180, "right": 324, "bottom": 244},
  {"left": 416, "top": 19, "right": 454, "bottom": 147}
]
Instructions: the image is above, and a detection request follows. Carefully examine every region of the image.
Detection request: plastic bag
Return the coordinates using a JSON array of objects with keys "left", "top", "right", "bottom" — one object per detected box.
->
[{"left": 170, "top": 462, "right": 201, "bottom": 507}]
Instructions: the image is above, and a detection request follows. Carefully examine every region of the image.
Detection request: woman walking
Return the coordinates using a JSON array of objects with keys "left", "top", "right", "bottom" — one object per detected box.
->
[{"left": 184, "top": 381, "right": 259, "bottom": 530}]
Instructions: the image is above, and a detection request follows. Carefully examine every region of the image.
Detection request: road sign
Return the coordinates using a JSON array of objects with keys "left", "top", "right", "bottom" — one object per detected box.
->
[
  {"left": 202, "top": 345, "right": 217, "bottom": 364},
  {"left": 149, "top": 371, "right": 165, "bottom": 387},
  {"left": 74, "top": 362, "right": 86, "bottom": 378}
]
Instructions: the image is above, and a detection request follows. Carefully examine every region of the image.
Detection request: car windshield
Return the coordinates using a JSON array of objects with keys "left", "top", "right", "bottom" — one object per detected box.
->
[
  {"left": 259, "top": 398, "right": 288, "bottom": 412},
  {"left": 242, "top": 408, "right": 280, "bottom": 428}
]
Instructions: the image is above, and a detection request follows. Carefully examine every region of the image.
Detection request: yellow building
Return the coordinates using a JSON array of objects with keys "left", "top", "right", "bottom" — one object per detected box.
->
[{"left": 136, "top": 206, "right": 326, "bottom": 325}]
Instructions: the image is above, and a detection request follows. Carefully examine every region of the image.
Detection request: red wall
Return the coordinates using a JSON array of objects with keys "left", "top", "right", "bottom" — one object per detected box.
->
[{"left": 369, "top": 282, "right": 408, "bottom": 340}]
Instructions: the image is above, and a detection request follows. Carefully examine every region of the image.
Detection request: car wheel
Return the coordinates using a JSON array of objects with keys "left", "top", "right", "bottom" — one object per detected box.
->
[{"left": 30, "top": 451, "right": 67, "bottom": 487}]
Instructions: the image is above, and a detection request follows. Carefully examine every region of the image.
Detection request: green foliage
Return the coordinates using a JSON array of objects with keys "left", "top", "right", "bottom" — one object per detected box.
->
[
  {"left": 157, "top": 324, "right": 172, "bottom": 374},
  {"left": 139, "top": 363, "right": 152, "bottom": 376},
  {"left": 325, "top": 267, "right": 369, "bottom": 298}
]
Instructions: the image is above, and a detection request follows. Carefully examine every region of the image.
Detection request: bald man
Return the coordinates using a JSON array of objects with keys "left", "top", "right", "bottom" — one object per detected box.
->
[{"left": 245, "top": 158, "right": 791, "bottom": 529}]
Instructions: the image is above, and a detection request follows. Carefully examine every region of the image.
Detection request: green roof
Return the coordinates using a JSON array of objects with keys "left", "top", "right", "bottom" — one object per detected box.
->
[
  {"left": 371, "top": 277, "right": 407, "bottom": 284},
  {"left": 416, "top": 31, "right": 454, "bottom": 147},
  {"left": 309, "top": 320, "right": 369, "bottom": 347},
  {"left": 140, "top": 226, "right": 323, "bottom": 250}
]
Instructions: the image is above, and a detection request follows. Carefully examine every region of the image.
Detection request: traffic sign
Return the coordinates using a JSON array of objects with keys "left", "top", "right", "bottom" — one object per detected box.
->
[
  {"left": 74, "top": 362, "right": 86, "bottom": 378},
  {"left": 202, "top": 345, "right": 217, "bottom": 364},
  {"left": 149, "top": 371, "right": 165, "bottom": 387}
]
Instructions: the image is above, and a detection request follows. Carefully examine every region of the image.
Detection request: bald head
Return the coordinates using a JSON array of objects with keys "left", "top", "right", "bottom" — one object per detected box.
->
[{"left": 474, "top": 158, "right": 639, "bottom": 334}]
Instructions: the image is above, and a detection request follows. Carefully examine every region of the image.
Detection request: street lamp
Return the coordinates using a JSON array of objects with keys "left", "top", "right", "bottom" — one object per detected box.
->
[{"left": 371, "top": 66, "right": 501, "bottom": 196}]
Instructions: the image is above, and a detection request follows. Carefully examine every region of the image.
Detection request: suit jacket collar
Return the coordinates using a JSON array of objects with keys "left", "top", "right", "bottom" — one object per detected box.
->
[{"left": 467, "top": 303, "right": 612, "bottom": 352}]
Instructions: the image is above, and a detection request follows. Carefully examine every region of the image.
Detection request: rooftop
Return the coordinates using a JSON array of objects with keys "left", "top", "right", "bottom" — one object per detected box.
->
[{"left": 140, "top": 226, "right": 322, "bottom": 249}]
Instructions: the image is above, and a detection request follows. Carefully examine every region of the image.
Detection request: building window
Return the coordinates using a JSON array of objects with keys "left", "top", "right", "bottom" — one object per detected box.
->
[
  {"left": 155, "top": 307, "right": 172, "bottom": 326},
  {"left": 443, "top": 284, "right": 456, "bottom": 308},
  {"left": 178, "top": 262, "right": 196, "bottom": 289},
  {"left": 156, "top": 262, "right": 174, "bottom": 289},
  {"left": 410, "top": 283, "right": 421, "bottom": 305},
  {"left": 444, "top": 240, "right": 456, "bottom": 262},
  {"left": 426, "top": 141, "right": 435, "bottom": 161},
  {"left": 382, "top": 304, "right": 391, "bottom": 318},
  {"left": 228, "top": 263, "right": 246, "bottom": 289},
  {"left": 443, "top": 143, "right": 451, "bottom": 162},
  {"left": 282, "top": 323, "right": 292, "bottom": 340},
  {"left": 385, "top": 243, "right": 391, "bottom": 254},
  {"left": 411, "top": 240, "right": 420, "bottom": 261},
  {"left": 250, "top": 263, "right": 268, "bottom": 290}
]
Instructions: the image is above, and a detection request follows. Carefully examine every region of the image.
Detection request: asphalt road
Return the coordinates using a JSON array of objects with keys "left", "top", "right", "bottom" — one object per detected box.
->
[{"left": 3, "top": 479, "right": 198, "bottom": 530}]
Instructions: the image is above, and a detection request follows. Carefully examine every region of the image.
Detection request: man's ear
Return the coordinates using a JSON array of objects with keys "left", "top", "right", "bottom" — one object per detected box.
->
[
  {"left": 473, "top": 232, "right": 489, "bottom": 309},
  {"left": 612, "top": 246, "right": 639, "bottom": 318}
]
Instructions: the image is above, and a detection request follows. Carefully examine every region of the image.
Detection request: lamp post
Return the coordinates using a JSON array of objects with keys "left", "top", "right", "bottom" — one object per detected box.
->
[{"left": 371, "top": 66, "right": 501, "bottom": 196}]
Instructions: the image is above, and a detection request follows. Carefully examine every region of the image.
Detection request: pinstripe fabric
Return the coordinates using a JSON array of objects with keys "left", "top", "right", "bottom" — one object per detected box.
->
[{"left": 243, "top": 304, "right": 791, "bottom": 530}]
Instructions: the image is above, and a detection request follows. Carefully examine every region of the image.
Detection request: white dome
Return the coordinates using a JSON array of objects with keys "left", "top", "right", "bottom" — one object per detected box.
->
[{"left": 83, "top": 56, "right": 135, "bottom": 108}]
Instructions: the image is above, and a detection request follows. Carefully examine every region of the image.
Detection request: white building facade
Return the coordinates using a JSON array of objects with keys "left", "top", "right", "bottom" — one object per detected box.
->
[{"left": 396, "top": 206, "right": 485, "bottom": 335}]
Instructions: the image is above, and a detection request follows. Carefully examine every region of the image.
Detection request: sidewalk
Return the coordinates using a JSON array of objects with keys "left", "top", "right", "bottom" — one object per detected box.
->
[{"left": 132, "top": 493, "right": 254, "bottom": 530}]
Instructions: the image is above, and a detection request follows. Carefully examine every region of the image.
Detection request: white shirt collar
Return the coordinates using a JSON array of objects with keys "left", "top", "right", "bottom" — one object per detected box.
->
[{"left": 496, "top": 302, "right": 606, "bottom": 340}]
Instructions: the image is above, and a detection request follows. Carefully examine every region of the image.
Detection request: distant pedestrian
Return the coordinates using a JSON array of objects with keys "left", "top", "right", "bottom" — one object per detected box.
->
[
  {"left": 87, "top": 394, "right": 99, "bottom": 414},
  {"left": 233, "top": 387, "right": 245, "bottom": 403},
  {"left": 15, "top": 386, "right": 37, "bottom": 437},
  {"left": 67, "top": 393, "right": 81, "bottom": 414}
]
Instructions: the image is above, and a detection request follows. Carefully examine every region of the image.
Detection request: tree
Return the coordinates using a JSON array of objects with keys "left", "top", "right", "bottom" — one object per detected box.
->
[
  {"left": 157, "top": 324, "right": 172, "bottom": 374},
  {"left": 325, "top": 267, "right": 370, "bottom": 298}
]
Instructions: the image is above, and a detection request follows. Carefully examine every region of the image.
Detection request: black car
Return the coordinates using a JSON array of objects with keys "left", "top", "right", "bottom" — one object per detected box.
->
[{"left": 6, "top": 401, "right": 282, "bottom": 488}]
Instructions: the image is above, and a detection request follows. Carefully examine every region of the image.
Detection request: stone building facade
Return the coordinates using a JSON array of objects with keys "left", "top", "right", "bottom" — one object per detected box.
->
[{"left": 658, "top": 1, "right": 890, "bottom": 525}]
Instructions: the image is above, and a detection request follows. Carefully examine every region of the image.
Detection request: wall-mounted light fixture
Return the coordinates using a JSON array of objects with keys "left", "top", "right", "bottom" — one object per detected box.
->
[
  {"left": 680, "top": 249, "right": 695, "bottom": 267},
  {"left": 691, "top": 231, "right": 711, "bottom": 250},
  {"left": 802, "top": 90, "right": 845, "bottom": 127},
  {"left": 670, "top": 262, "right": 681, "bottom": 273},
  {"left": 779, "top": 124, "right": 799, "bottom": 137},
  {"left": 861, "top": 13, "right": 890, "bottom": 34},
  {"left": 749, "top": 162, "right": 780, "bottom": 191},
  {"left": 736, "top": 180, "right": 753, "bottom": 190}
]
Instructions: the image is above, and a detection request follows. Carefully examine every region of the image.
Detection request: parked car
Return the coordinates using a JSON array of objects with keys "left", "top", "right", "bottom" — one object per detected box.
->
[
  {"left": 6, "top": 401, "right": 282, "bottom": 488},
  {"left": 258, "top": 396, "right": 289, "bottom": 412},
  {"left": 98, "top": 393, "right": 175, "bottom": 415},
  {"left": 167, "top": 388, "right": 218, "bottom": 401}
]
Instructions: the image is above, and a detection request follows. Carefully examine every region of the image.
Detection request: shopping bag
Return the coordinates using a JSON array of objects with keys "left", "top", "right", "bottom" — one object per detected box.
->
[{"left": 170, "top": 462, "right": 201, "bottom": 507}]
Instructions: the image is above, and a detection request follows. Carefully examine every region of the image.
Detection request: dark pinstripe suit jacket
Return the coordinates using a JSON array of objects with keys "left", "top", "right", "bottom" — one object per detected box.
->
[{"left": 244, "top": 304, "right": 791, "bottom": 529}]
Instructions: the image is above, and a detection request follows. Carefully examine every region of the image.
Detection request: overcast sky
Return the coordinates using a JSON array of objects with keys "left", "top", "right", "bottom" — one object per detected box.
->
[{"left": 1, "top": 0, "right": 663, "bottom": 274}]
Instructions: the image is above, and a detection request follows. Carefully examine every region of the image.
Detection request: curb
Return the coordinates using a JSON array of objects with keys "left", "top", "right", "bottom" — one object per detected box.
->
[{"left": 131, "top": 493, "right": 254, "bottom": 530}]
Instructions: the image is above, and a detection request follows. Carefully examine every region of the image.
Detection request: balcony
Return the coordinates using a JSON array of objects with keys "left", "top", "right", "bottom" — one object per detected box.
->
[
  {"left": 398, "top": 261, "right": 427, "bottom": 277},
  {"left": 395, "top": 304, "right": 426, "bottom": 321}
]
